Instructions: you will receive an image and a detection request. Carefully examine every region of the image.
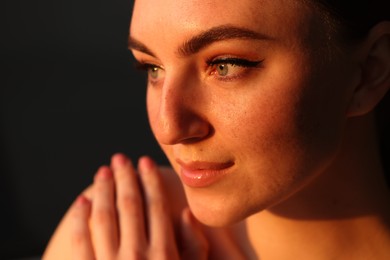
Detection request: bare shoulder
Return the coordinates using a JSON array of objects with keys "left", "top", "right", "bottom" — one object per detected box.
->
[
  {"left": 42, "top": 166, "right": 186, "bottom": 260},
  {"left": 42, "top": 191, "right": 85, "bottom": 260}
]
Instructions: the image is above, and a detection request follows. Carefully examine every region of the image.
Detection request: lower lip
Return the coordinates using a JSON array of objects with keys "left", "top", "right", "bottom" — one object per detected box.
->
[{"left": 180, "top": 165, "right": 233, "bottom": 188}]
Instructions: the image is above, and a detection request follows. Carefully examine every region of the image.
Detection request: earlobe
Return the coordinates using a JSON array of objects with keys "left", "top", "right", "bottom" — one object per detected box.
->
[{"left": 347, "top": 21, "right": 390, "bottom": 117}]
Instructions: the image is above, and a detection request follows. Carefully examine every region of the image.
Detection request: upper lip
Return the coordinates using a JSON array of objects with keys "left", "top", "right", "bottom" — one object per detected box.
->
[{"left": 176, "top": 159, "right": 234, "bottom": 171}]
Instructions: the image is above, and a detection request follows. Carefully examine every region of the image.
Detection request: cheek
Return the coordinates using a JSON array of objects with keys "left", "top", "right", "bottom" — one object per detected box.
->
[
  {"left": 212, "top": 72, "right": 306, "bottom": 153},
  {"left": 146, "top": 88, "right": 161, "bottom": 144},
  {"left": 215, "top": 58, "right": 348, "bottom": 178},
  {"left": 146, "top": 84, "right": 164, "bottom": 129}
]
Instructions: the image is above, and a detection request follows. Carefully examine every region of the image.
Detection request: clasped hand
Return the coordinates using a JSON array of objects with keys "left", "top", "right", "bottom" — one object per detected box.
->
[{"left": 71, "top": 154, "right": 208, "bottom": 260}]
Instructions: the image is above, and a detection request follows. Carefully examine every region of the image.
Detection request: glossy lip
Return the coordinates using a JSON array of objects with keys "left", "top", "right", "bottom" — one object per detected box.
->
[{"left": 176, "top": 159, "right": 235, "bottom": 188}]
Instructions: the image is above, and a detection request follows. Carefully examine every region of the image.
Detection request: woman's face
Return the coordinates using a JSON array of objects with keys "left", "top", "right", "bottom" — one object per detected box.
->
[{"left": 130, "top": 0, "right": 359, "bottom": 226}]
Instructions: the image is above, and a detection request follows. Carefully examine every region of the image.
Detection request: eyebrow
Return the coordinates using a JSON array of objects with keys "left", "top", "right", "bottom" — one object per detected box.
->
[
  {"left": 128, "top": 25, "right": 271, "bottom": 57},
  {"left": 128, "top": 37, "right": 156, "bottom": 57}
]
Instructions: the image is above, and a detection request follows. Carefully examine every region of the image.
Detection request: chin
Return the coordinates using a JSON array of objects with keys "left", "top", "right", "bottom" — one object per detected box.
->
[
  {"left": 191, "top": 208, "right": 241, "bottom": 227},
  {"left": 186, "top": 193, "right": 258, "bottom": 227}
]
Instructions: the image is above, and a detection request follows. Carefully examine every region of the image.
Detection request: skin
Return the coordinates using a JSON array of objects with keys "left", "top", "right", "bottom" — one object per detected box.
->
[
  {"left": 43, "top": 0, "right": 390, "bottom": 259},
  {"left": 131, "top": 0, "right": 360, "bottom": 226}
]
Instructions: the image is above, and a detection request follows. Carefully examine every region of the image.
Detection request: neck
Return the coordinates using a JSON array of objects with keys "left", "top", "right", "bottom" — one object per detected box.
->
[{"left": 246, "top": 113, "right": 390, "bottom": 259}]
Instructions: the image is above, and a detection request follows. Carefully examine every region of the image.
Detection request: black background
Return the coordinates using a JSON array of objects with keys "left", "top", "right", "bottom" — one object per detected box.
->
[
  {"left": 1, "top": 0, "right": 168, "bottom": 258},
  {"left": 2, "top": 1, "right": 390, "bottom": 259}
]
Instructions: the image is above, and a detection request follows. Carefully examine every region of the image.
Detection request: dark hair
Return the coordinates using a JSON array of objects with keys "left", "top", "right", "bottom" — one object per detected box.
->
[
  {"left": 312, "top": 0, "right": 390, "bottom": 184},
  {"left": 312, "top": 0, "right": 390, "bottom": 39}
]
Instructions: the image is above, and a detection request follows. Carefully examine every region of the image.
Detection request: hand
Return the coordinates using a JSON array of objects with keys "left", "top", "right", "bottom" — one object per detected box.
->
[{"left": 70, "top": 154, "right": 209, "bottom": 260}]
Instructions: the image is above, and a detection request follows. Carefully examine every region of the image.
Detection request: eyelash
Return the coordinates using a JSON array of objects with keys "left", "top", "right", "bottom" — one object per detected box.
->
[
  {"left": 135, "top": 62, "right": 162, "bottom": 74},
  {"left": 134, "top": 57, "right": 263, "bottom": 83},
  {"left": 207, "top": 57, "right": 262, "bottom": 68},
  {"left": 206, "top": 57, "right": 263, "bottom": 80},
  {"left": 134, "top": 62, "right": 164, "bottom": 85}
]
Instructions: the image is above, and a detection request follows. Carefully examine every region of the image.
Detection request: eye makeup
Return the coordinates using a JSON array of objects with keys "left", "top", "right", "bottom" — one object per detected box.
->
[{"left": 206, "top": 57, "right": 264, "bottom": 81}]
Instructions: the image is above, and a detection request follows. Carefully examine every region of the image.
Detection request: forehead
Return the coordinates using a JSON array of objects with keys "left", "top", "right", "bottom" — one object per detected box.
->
[
  {"left": 131, "top": 0, "right": 262, "bottom": 29},
  {"left": 130, "top": 0, "right": 321, "bottom": 53}
]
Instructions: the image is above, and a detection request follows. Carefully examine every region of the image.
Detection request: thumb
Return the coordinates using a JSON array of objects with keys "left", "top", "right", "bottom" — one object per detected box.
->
[{"left": 180, "top": 208, "right": 209, "bottom": 260}]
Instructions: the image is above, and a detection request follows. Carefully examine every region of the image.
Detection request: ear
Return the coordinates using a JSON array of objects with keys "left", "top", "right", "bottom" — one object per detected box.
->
[{"left": 347, "top": 21, "right": 390, "bottom": 117}]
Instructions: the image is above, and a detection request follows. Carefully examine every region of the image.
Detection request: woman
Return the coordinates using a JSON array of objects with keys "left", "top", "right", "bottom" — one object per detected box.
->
[{"left": 43, "top": 0, "right": 390, "bottom": 259}]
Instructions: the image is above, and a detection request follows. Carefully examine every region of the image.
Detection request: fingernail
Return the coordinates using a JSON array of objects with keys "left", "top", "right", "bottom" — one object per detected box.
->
[
  {"left": 94, "top": 166, "right": 112, "bottom": 181},
  {"left": 181, "top": 207, "right": 192, "bottom": 224},
  {"left": 75, "top": 195, "right": 90, "bottom": 207},
  {"left": 111, "top": 153, "right": 127, "bottom": 169},
  {"left": 139, "top": 156, "right": 155, "bottom": 172}
]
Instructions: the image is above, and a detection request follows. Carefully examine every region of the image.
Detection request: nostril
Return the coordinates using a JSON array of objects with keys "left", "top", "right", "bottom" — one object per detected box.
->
[
  {"left": 149, "top": 75, "right": 211, "bottom": 145},
  {"left": 154, "top": 113, "right": 212, "bottom": 145},
  {"left": 179, "top": 125, "right": 214, "bottom": 144}
]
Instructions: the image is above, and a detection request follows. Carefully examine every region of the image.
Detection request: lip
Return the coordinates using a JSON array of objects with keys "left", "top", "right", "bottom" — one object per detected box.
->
[{"left": 176, "top": 159, "right": 234, "bottom": 188}]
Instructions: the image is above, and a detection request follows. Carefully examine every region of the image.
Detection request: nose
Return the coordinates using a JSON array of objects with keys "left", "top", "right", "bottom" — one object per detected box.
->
[{"left": 148, "top": 74, "right": 211, "bottom": 145}]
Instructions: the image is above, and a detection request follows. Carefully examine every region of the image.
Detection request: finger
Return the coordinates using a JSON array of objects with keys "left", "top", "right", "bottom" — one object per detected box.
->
[
  {"left": 180, "top": 208, "right": 209, "bottom": 260},
  {"left": 138, "top": 156, "right": 179, "bottom": 257},
  {"left": 111, "top": 153, "right": 147, "bottom": 256},
  {"left": 91, "top": 166, "right": 118, "bottom": 259},
  {"left": 71, "top": 195, "right": 95, "bottom": 260}
]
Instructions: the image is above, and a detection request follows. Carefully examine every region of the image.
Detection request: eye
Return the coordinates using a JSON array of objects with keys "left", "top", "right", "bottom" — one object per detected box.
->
[
  {"left": 207, "top": 58, "right": 263, "bottom": 80},
  {"left": 135, "top": 62, "right": 165, "bottom": 84},
  {"left": 148, "top": 66, "right": 161, "bottom": 79},
  {"left": 215, "top": 63, "right": 230, "bottom": 76}
]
